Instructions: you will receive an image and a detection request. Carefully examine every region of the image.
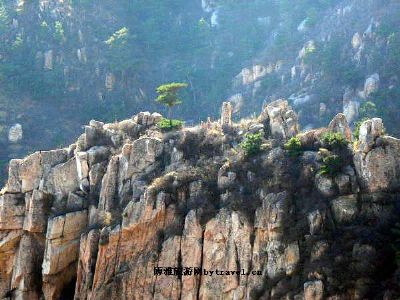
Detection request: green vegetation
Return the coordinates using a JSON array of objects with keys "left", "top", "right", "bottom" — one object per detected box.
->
[
  {"left": 12, "top": 34, "right": 23, "bottom": 50},
  {"left": 54, "top": 21, "right": 65, "bottom": 43},
  {"left": 104, "top": 27, "right": 135, "bottom": 72},
  {"left": 155, "top": 82, "right": 187, "bottom": 126},
  {"left": 105, "top": 27, "right": 129, "bottom": 47},
  {"left": 321, "top": 132, "right": 348, "bottom": 149},
  {"left": 353, "top": 118, "right": 368, "bottom": 141},
  {"left": 240, "top": 132, "right": 263, "bottom": 157},
  {"left": 157, "top": 118, "right": 184, "bottom": 131},
  {"left": 284, "top": 136, "right": 303, "bottom": 157},
  {"left": 359, "top": 101, "right": 377, "bottom": 119},
  {"left": 319, "top": 154, "right": 342, "bottom": 176}
]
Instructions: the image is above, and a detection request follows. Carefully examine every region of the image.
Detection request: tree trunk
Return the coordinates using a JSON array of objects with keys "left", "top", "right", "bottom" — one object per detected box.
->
[{"left": 168, "top": 106, "right": 172, "bottom": 127}]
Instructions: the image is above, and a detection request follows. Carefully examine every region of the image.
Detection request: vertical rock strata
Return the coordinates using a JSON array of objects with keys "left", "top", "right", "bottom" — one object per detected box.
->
[{"left": 0, "top": 107, "right": 399, "bottom": 299}]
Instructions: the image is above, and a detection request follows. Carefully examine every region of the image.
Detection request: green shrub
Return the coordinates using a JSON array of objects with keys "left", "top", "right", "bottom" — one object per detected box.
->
[
  {"left": 105, "top": 27, "right": 129, "bottom": 47},
  {"left": 319, "top": 154, "right": 342, "bottom": 176},
  {"left": 157, "top": 118, "right": 184, "bottom": 131},
  {"left": 54, "top": 21, "right": 65, "bottom": 43},
  {"left": 359, "top": 101, "right": 377, "bottom": 119},
  {"left": 284, "top": 136, "right": 303, "bottom": 157},
  {"left": 240, "top": 132, "right": 263, "bottom": 157},
  {"left": 321, "top": 132, "right": 348, "bottom": 149}
]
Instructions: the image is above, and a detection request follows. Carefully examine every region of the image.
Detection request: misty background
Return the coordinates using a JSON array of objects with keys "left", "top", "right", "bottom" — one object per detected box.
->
[{"left": 0, "top": 0, "right": 399, "bottom": 181}]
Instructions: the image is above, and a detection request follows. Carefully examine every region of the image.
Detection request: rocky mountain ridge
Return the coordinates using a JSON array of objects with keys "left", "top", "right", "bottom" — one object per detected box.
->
[
  {"left": 0, "top": 101, "right": 399, "bottom": 299},
  {"left": 2, "top": 0, "right": 400, "bottom": 184}
]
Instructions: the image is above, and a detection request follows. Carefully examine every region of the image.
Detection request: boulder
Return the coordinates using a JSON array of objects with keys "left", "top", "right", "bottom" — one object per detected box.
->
[
  {"left": 364, "top": 73, "right": 379, "bottom": 97},
  {"left": 308, "top": 209, "right": 326, "bottom": 235},
  {"left": 357, "top": 118, "right": 384, "bottom": 153},
  {"left": 352, "top": 32, "right": 362, "bottom": 49},
  {"left": 42, "top": 210, "right": 88, "bottom": 275},
  {"left": 87, "top": 146, "right": 110, "bottom": 167},
  {"left": 328, "top": 113, "right": 352, "bottom": 142},
  {"left": 45, "top": 157, "right": 80, "bottom": 198},
  {"left": 7, "top": 149, "right": 68, "bottom": 193},
  {"left": 67, "top": 192, "right": 86, "bottom": 211},
  {"left": 330, "top": 194, "right": 358, "bottom": 224},
  {"left": 304, "top": 280, "right": 324, "bottom": 300},
  {"left": 133, "top": 111, "right": 162, "bottom": 126},
  {"left": 260, "top": 99, "right": 299, "bottom": 140},
  {"left": 8, "top": 123, "right": 23, "bottom": 143},
  {"left": 23, "top": 190, "right": 52, "bottom": 233},
  {"left": 354, "top": 119, "right": 400, "bottom": 192},
  {"left": 315, "top": 174, "right": 337, "bottom": 197},
  {"left": 0, "top": 193, "right": 25, "bottom": 230},
  {"left": 343, "top": 88, "right": 360, "bottom": 124},
  {"left": 119, "top": 137, "right": 163, "bottom": 181},
  {"left": 84, "top": 125, "right": 111, "bottom": 148}
]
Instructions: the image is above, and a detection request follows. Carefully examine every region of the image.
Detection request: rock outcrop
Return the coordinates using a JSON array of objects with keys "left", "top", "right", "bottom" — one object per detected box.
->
[
  {"left": 0, "top": 107, "right": 399, "bottom": 299},
  {"left": 259, "top": 99, "right": 299, "bottom": 140},
  {"left": 354, "top": 118, "right": 400, "bottom": 193}
]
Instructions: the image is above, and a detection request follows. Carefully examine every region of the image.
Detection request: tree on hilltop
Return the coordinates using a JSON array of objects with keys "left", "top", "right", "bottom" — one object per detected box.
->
[{"left": 155, "top": 82, "right": 187, "bottom": 126}]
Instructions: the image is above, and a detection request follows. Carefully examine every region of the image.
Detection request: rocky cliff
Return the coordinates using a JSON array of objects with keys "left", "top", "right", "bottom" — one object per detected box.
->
[
  {"left": 0, "top": 102, "right": 399, "bottom": 299},
  {"left": 2, "top": 0, "right": 400, "bottom": 184}
]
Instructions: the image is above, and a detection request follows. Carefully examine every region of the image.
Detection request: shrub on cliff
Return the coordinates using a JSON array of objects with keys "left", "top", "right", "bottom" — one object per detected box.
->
[
  {"left": 157, "top": 118, "right": 184, "bottom": 131},
  {"left": 321, "top": 132, "right": 348, "bottom": 149},
  {"left": 240, "top": 132, "right": 262, "bottom": 157},
  {"left": 155, "top": 82, "right": 187, "bottom": 127},
  {"left": 284, "top": 136, "right": 303, "bottom": 157},
  {"left": 319, "top": 154, "right": 342, "bottom": 176}
]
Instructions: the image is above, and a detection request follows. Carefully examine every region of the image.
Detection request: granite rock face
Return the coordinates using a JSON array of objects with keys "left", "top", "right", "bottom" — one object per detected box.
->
[
  {"left": 259, "top": 99, "right": 299, "bottom": 140},
  {"left": 354, "top": 118, "right": 400, "bottom": 193},
  {"left": 0, "top": 109, "right": 399, "bottom": 299}
]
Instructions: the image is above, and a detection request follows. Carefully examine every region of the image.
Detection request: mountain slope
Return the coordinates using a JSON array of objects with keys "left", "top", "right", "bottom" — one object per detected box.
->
[
  {"left": 0, "top": 0, "right": 400, "bottom": 181},
  {"left": 0, "top": 103, "right": 399, "bottom": 299}
]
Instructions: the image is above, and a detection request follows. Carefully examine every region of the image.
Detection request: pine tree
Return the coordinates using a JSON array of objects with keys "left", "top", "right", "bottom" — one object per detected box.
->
[{"left": 155, "top": 82, "right": 187, "bottom": 126}]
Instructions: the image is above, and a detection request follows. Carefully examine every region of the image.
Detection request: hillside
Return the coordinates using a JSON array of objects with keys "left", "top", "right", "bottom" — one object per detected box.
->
[
  {"left": 0, "top": 103, "right": 399, "bottom": 299},
  {"left": 0, "top": 0, "right": 400, "bottom": 181}
]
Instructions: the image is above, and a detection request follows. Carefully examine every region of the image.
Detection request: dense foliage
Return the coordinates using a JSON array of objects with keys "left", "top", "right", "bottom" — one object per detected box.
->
[
  {"left": 157, "top": 118, "right": 184, "bottom": 132},
  {"left": 284, "top": 136, "right": 303, "bottom": 157},
  {"left": 319, "top": 154, "right": 342, "bottom": 176},
  {"left": 240, "top": 132, "right": 263, "bottom": 157},
  {"left": 321, "top": 132, "right": 348, "bottom": 149}
]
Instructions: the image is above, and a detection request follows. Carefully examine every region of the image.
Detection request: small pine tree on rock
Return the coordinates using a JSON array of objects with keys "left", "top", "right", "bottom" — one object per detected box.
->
[{"left": 155, "top": 82, "right": 187, "bottom": 126}]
